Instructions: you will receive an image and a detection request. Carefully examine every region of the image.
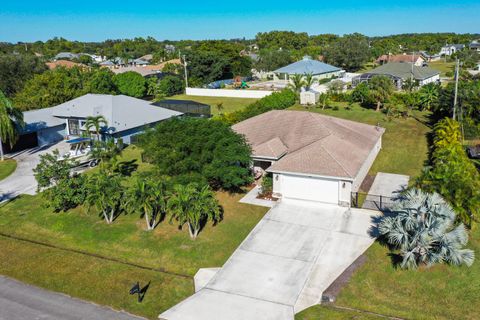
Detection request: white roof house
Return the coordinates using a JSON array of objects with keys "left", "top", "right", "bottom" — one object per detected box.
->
[
  {"left": 233, "top": 110, "right": 385, "bottom": 206},
  {"left": 21, "top": 94, "right": 182, "bottom": 147}
]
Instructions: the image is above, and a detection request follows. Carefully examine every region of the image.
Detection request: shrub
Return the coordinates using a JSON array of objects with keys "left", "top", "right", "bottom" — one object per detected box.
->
[
  {"left": 220, "top": 89, "right": 296, "bottom": 124},
  {"left": 114, "top": 71, "right": 146, "bottom": 98}
]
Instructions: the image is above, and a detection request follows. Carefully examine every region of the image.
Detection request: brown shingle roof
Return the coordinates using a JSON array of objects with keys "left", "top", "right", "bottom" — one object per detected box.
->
[
  {"left": 376, "top": 54, "right": 424, "bottom": 64},
  {"left": 232, "top": 110, "right": 385, "bottom": 179}
]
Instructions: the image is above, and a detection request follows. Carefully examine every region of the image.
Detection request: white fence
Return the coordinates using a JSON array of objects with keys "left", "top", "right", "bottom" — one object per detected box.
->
[{"left": 186, "top": 88, "right": 273, "bottom": 99}]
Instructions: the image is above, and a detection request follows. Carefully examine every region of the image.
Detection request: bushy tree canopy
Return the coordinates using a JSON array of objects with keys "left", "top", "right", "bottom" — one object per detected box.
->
[
  {"left": 139, "top": 118, "right": 252, "bottom": 190},
  {"left": 113, "top": 71, "right": 146, "bottom": 98},
  {"left": 324, "top": 33, "right": 370, "bottom": 72},
  {"left": 0, "top": 54, "right": 47, "bottom": 97}
]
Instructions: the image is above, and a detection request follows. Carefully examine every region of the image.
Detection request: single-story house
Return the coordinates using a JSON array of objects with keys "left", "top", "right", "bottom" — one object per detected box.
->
[
  {"left": 470, "top": 40, "right": 480, "bottom": 52},
  {"left": 420, "top": 51, "right": 441, "bottom": 62},
  {"left": 232, "top": 110, "right": 385, "bottom": 206},
  {"left": 152, "top": 99, "right": 211, "bottom": 118},
  {"left": 440, "top": 44, "right": 465, "bottom": 56},
  {"left": 376, "top": 54, "right": 425, "bottom": 66},
  {"left": 19, "top": 94, "right": 182, "bottom": 149},
  {"left": 352, "top": 62, "right": 440, "bottom": 90},
  {"left": 274, "top": 56, "right": 344, "bottom": 82},
  {"left": 54, "top": 52, "right": 81, "bottom": 60}
]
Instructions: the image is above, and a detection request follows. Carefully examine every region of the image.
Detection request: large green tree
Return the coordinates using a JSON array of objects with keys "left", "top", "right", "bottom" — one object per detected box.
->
[
  {"left": 368, "top": 75, "right": 395, "bottom": 111},
  {"left": 167, "top": 183, "right": 221, "bottom": 240},
  {"left": 186, "top": 51, "right": 229, "bottom": 85},
  {"left": 0, "top": 91, "right": 24, "bottom": 160},
  {"left": 113, "top": 71, "right": 146, "bottom": 98},
  {"left": 139, "top": 118, "right": 252, "bottom": 190},
  {"left": 254, "top": 49, "right": 293, "bottom": 72},
  {"left": 85, "top": 170, "right": 124, "bottom": 224},
  {"left": 0, "top": 54, "right": 47, "bottom": 97},
  {"left": 324, "top": 33, "right": 370, "bottom": 72}
]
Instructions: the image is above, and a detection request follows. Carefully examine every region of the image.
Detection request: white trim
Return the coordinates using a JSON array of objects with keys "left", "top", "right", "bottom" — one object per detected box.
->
[{"left": 266, "top": 169, "right": 354, "bottom": 182}]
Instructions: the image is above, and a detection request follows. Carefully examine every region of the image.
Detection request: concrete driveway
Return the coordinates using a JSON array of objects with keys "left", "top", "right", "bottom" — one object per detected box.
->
[
  {"left": 0, "top": 142, "right": 69, "bottom": 202},
  {"left": 160, "top": 200, "right": 378, "bottom": 320},
  {"left": 363, "top": 172, "right": 409, "bottom": 210}
]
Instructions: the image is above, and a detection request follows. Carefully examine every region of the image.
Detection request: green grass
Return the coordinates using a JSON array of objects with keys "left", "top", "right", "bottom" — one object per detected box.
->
[
  {"left": 0, "top": 146, "right": 268, "bottom": 318},
  {"left": 296, "top": 305, "right": 386, "bottom": 320},
  {"left": 169, "top": 94, "right": 259, "bottom": 115},
  {"left": 290, "top": 102, "right": 431, "bottom": 180},
  {"left": 0, "top": 159, "right": 16, "bottom": 180},
  {"left": 428, "top": 60, "right": 455, "bottom": 77}
]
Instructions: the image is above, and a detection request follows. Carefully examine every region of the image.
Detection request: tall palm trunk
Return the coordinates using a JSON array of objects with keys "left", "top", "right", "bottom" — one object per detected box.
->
[{"left": 376, "top": 101, "right": 381, "bottom": 112}]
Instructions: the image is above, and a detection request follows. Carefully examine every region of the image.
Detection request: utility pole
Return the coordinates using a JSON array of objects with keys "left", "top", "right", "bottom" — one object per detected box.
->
[
  {"left": 183, "top": 55, "right": 188, "bottom": 91},
  {"left": 453, "top": 58, "right": 459, "bottom": 120}
]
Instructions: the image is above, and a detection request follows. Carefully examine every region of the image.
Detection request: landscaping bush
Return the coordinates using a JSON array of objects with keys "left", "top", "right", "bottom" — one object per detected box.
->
[
  {"left": 219, "top": 89, "right": 296, "bottom": 124},
  {"left": 138, "top": 118, "right": 253, "bottom": 190},
  {"left": 114, "top": 71, "right": 146, "bottom": 98}
]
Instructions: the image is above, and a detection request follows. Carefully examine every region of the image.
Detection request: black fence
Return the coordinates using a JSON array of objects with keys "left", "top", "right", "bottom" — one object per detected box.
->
[{"left": 351, "top": 192, "right": 396, "bottom": 211}]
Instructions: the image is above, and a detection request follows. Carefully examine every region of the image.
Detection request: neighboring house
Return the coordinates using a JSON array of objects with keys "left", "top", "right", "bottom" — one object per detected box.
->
[
  {"left": 470, "top": 40, "right": 480, "bottom": 52},
  {"left": 18, "top": 94, "right": 182, "bottom": 149},
  {"left": 110, "top": 66, "right": 164, "bottom": 78},
  {"left": 376, "top": 54, "right": 425, "bottom": 66},
  {"left": 273, "top": 56, "right": 344, "bottom": 82},
  {"left": 152, "top": 99, "right": 211, "bottom": 118},
  {"left": 352, "top": 62, "right": 440, "bottom": 90},
  {"left": 133, "top": 58, "right": 150, "bottom": 66},
  {"left": 138, "top": 54, "right": 154, "bottom": 62},
  {"left": 440, "top": 44, "right": 465, "bottom": 56},
  {"left": 232, "top": 110, "right": 385, "bottom": 206},
  {"left": 99, "top": 60, "right": 115, "bottom": 67},
  {"left": 420, "top": 51, "right": 441, "bottom": 62},
  {"left": 54, "top": 52, "right": 80, "bottom": 60},
  {"left": 46, "top": 60, "right": 86, "bottom": 70}
]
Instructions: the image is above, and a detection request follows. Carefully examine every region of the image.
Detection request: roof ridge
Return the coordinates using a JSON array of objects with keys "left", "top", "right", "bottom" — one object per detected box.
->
[{"left": 317, "top": 142, "right": 353, "bottom": 177}]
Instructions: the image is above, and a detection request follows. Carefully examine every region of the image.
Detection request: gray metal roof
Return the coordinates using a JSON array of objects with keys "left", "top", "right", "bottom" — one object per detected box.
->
[
  {"left": 54, "top": 52, "right": 80, "bottom": 60},
  {"left": 51, "top": 94, "right": 182, "bottom": 134},
  {"left": 363, "top": 62, "right": 440, "bottom": 80},
  {"left": 274, "top": 57, "right": 341, "bottom": 75},
  {"left": 22, "top": 106, "right": 66, "bottom": 133},
  {"left": 23, "top": 94, "right": 182, "bottom": 134}
]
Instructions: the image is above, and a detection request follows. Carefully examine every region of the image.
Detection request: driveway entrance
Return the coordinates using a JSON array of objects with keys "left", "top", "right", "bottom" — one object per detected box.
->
[{"left": 160, "top": 200, "right": 378, "bottom": 320}]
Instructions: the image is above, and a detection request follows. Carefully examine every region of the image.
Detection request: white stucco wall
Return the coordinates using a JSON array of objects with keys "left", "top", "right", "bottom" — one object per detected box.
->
[
  {"left": 186, "top": 88, "right": 272, "bottom": 99},
  {"left": 352, "top": 136, "right": 382, "bottom": 192},
  {"left": 419, "top": 74, "right": 440, "bottom": 86}
]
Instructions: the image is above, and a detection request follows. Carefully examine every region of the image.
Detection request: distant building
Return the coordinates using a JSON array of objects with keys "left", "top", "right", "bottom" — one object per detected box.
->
[
  {"left": 274, "top": 56, "right": 344, "bottom": 82},
  {"left": 376, "top": 54, "right": 425, "bottom": 66},
  {"left": 165, "top": 44, "right": 176, "bottom": 54},
  {"left": 54, "top": 52, "right": 80, "bottom": 60},
  {"left": 470, "top": 40, "right": 480, "bottom": 52},
  {"left": 420, "top": 51, "right": 441, "bottom": 62},
  {"left": 440, "top": 44, "right": 465, "bottom": 56},
  {"left": 46, "top": 60, "right": 86, "bottom": 70},
  {"left": 352, "top": 62, "right": 440, "bottom": 90}
]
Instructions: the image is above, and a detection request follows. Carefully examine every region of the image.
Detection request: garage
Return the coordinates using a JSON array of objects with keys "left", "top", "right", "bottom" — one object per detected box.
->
[{"left": 275, "top": 174, "right": 340, "bottom": 204}]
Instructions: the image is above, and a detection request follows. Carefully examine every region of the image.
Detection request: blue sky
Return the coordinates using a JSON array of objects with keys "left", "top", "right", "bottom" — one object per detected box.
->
[{"left": 1, "top": 1, "right": 479, "bottom": 42}]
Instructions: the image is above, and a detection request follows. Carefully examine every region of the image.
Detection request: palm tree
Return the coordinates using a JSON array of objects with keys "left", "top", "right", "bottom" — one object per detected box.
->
[
  {"left": 0, "top": 91, "right": 24, "bottom": 161},
  {"left": 288, "top": 74, "right": 306, "bottom": 93},
  {"left": 167, "top": 183, "right": 221, "bottom": 240},
  {"left": 418, "top": 83, "right": 440, "bottom": 111},
  {"left": 318, "top": 93, "right": 330, "bottom": 110},
  {"left": 379, "top": 188, "right": 475, "bottom": 270},
  {"left": 85, "top": 115, "right": 107, "bottom": 141},
  {"left": 369, "top": 75, "right": 394, "bottom": 112},
  {"left": 125, "top": 178, "right": 167, "bottom": 230},
  {"left": 85, "top": 171, "right": 123, "bottom": 224},
  {"left": 304, "top": 73, "right": 316, "bottom": 91}
]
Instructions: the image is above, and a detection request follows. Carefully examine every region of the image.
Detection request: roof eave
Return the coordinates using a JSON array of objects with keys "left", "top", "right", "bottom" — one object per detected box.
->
[{"left": 265, "top": 169, "right": 354, "bottom": 181}]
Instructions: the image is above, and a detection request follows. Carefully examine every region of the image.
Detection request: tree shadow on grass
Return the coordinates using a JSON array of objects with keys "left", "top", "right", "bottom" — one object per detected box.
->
[{"left": 114, "top": 160, "right": 138, "bottom": 177}]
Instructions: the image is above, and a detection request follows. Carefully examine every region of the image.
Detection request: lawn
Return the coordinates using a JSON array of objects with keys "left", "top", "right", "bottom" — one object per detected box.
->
[
  {"left": 169, "top": 94, "right": 258, "bottom": 115},
  {"left": 428, "top": 60, "right": 455, "bottom": 78},
  {"left": 296, "top": 305, "right": 386, "bottom": 320},
  {"left": 0, "top": 158, "right": 16, "bottom": 180},
  {"left": 0, "top": 146, "right": 268, "bottom": 318},
  {"left": 292, "top": 103, "right": 480, "bottom": 319},
  {"left": 290, "top": 102, "right": 431, "bottom": 180}
]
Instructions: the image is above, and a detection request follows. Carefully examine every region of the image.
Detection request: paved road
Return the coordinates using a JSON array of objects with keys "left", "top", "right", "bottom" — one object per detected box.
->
[
  {"left": 160, "top": 200, "right": 378, "bottom": 320},
  {"left": 0, "top": 276, "right": 145, "bottom": 320},
  {"left": 0, "top": 143, "right": 69, "bottom": 202}
]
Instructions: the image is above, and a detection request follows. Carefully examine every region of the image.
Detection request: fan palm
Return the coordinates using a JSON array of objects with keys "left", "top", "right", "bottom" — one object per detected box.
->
[
  {"left": 369, "top": 75, "right": 394, "bottom": 112},
  {"left": 85, "top": 115, "right": 107, "bottom": 141},
  {"left": 125, "top": 178, "right": 167, "bottom": 230},
  {"left": 288, "top": 74, "right": 306, "bottom": 93},
  {"left": 167, "top": 183, "right": 221, "bottom": 240},
  {"left": 0, "top": 91, "right": 24, "bottom": 160},
  {"left": 379, "top": 188, "right": 475, "bottom": 269}
]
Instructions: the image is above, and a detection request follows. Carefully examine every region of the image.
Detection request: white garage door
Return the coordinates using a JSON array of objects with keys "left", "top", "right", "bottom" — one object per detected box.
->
[{"left": 280, "top": 174, "right": 339, "bottom": 204}]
